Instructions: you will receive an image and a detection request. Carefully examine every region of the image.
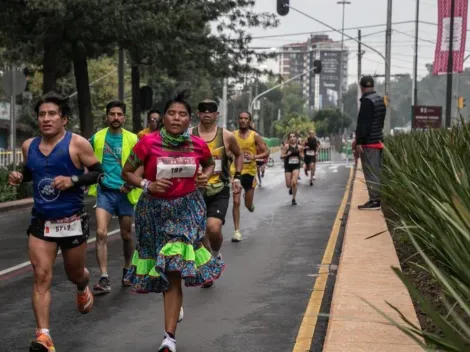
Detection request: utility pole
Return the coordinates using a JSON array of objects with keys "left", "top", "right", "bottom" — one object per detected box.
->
[
  {"left": 337, "top": 1, "right": 350, "bottom": 114},
  {"left": 222, "top": 78, "right": 228, "bottom": 128},
  {"left": 384, "top": 0, "right": 393, "bottom": 134},
  {"left": 357, "top": 29, "right": 362, "bottom": 113},
  {"left": 445, "top": 0, "right": 456, "bottom": 128},
  {"left": 10, "top": 65, "right": 17, "bottom": 171},
  {"left": 412, "top": 0, "right": 420, "bottom": 106},
  {"left": 118, "top": 48, "right": 125, "bottom": 101}
]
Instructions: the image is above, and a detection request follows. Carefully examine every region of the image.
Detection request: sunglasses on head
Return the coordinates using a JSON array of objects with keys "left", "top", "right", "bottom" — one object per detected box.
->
[{"left": 198, "top": 102, "right": 218, "bottom": 113}]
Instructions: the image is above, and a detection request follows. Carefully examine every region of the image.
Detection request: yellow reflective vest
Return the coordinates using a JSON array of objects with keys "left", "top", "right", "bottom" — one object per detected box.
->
[{"left": 88, "top": 128, "right": 142, "bottom": 205}]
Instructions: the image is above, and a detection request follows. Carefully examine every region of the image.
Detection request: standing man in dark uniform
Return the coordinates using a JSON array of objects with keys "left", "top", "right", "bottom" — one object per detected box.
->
[{"left": 353, "top": 75, "right": 386, "bottom": 210}]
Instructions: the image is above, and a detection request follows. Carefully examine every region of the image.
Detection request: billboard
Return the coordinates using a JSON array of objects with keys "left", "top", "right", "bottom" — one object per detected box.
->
[
  {"left": 319, "top": 50, "right": 341, "bottom": 109},
  {"left": 412, "top": 105, "right": 442, "bottom": 129}
]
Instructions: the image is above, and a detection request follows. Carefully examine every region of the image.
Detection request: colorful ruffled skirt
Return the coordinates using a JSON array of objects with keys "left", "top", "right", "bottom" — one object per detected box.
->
[{"left": 125, "top": 190, "right": 225, "bottom": 293}]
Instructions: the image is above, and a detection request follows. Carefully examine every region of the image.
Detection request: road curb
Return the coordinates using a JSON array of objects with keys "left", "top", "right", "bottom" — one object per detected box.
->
[{"left": 0, "top": 198, "right": 33, "bottom": 213}]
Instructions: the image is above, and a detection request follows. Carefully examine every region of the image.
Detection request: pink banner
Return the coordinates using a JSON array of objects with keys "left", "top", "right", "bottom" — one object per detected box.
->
[{"left": 433, "top": 0, "right": 468, "bottom": 75}]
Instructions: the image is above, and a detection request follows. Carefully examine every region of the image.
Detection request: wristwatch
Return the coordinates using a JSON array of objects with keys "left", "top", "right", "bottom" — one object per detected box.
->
[{"left": 71, "top": 175, "right": 79, "bottom": 185}]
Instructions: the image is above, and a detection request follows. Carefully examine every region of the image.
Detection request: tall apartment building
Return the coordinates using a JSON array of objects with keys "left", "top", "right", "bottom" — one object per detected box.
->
[{"left": 278, "top": 35, "right": 349, "bottom": 111}]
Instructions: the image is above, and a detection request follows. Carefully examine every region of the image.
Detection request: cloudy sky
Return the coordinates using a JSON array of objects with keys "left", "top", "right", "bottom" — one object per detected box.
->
[{"left": 248, "top": 0, "right": 456, "bottom": 84}]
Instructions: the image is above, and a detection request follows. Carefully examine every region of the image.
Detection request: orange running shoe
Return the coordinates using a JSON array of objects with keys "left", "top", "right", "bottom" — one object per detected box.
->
[
  {"left": 77, "top": 286, "right": 94, "bottom": 314},
  {"left": 30, "top": 332, "right": 55, "bottom": 351}
]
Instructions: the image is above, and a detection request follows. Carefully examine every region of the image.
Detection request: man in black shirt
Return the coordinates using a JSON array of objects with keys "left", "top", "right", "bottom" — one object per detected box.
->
[{"left": 353, "top": 75, "right": 386, "bottom": 210}]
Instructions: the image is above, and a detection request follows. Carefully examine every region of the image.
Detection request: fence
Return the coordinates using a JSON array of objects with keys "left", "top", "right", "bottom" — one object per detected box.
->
[{"left": 0, "top": 150, "right": 23, "bottom": 168}]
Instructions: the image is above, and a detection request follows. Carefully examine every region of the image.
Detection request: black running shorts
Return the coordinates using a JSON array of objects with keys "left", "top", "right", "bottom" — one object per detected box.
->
[
  {"left": 27, "top": 209, "right": 90, "bottom": 251},
  {"left": 204, "top": 186, "right": 230, "bottom": 225}
]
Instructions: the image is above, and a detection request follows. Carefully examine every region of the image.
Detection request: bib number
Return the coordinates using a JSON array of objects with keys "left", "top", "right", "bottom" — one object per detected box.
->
[
  {"left": 289, "top": 156, "right": 300, "bottom": 164},
  {"left": 306, "top": 150, "right": 315, "bottom": 156},
  {"left": 157, "top": 157, "right": 197, "bottom": 179},
  {"left": 44, "top": 215, "right": 83, "bottom": 238},
  {"left": 214, "top": 159, "right": 222, "bottom": 173}
]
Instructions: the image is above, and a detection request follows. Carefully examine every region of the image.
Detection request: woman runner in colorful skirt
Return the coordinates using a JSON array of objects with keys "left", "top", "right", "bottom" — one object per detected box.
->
[{"left": 121, "top": 92, "right": 225, "bottom": 352}]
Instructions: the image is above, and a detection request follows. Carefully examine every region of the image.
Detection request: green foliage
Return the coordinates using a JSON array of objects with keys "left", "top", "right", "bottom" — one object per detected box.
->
[
  {"left": 273, "top": 113, "right": 315, "bottom": 140},
  {"left": 313, "top": 109, "right": 351, "bottom": 137},
  {"left": 381, "top": 123, "right": 470, "bottom": 350}
]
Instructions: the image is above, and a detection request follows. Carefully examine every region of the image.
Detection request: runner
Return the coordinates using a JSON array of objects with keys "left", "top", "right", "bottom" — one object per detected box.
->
[
  {"left": 88, "top": 101, "right": 142, "bottom": 293},
  {"left": 304, "top": 130, "right": 320, "bottom": 186},
  {"left": 281, "top": 132, "right": 304, "bottom": 205},
  {"left": 121, "top": 92, "right": 224, "bottom": 352},
  {"left": 192, "top": 99, "right": 243, "bottom": 288},
  {"left": 230, "top": 112, "right": 269, "bottom": 242},
  {"left": 8, "top": 92, "right": 99, "bottom": 352},
  {"left": 138, "top": 109, "right": 161, "bottom": 140}
]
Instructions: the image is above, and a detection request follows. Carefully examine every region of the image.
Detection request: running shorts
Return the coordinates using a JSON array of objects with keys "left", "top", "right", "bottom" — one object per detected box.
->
[
  {"left": 27, "top": 208, "right": 90, "bottom": 251},
  {"left": 240, "top": 174, "right": 255, "bottom": 191},
  {"left": 304, "top": 155, "right": 316, "bottom": 164},
  {"left": 204, "top": 186, "right": 230, "bottom": 225}
]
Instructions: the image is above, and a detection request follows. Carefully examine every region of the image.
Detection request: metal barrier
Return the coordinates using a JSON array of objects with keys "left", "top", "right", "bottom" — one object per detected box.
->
[
  {"left": 0, "top": 150, "right": 23, "bottom": 168},
  {"left": 317, "top": 146, "right": 334, "bottom": 162}
]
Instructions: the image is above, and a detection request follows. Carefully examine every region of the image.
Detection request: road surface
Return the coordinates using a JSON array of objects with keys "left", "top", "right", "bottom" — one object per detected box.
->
[{"left": 0, "top": 159, "right": 351, "bottom": 352}]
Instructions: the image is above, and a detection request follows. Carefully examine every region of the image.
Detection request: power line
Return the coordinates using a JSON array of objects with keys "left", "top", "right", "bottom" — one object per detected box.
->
[
  {"left": 393, "top": 29, "right": 435, "bottom": 44},
  {"left": 250, "top": 20, "right": 419, "bottom": 40}
]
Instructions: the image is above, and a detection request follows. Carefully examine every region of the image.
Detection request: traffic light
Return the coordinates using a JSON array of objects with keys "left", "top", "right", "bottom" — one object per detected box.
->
[
  {"left": 458, "top": 96, "right": 466, "bottom": 109},
  {"left": 277, "top": 0, "right": 290, "bottom": 16},
  {"left": 313, "top": 60, "right": 322, "bottom": 74}
]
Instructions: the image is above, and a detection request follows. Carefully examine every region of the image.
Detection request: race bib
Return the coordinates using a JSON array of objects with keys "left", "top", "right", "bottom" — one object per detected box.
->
[
  {"left": 289, "top": 156, "right": 300, "bottom": 164},
  {"left": 306, "top": 150, "right": 315, "bottom": 156},
  {"left": 44, "top": 215, "right": 83, "bottom": 238},
  {"left": 156, "top": 157, "right": 197, "bottom": 179},
  {"left": 214, "top": 159, "right": 222, "bottom": 173}
]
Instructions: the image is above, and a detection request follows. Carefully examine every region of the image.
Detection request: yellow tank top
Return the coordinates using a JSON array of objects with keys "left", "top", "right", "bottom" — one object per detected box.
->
[{"left": 231, "top": 130, "right": 257, "bottom": 176}]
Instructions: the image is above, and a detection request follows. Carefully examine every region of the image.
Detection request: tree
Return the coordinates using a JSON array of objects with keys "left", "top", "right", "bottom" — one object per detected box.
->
[
  {"left": 313, "top": 109, "right": 351, "bottom": 137},
  {"left": 273, "top": 113, "right": 315, "bottom": 139}
]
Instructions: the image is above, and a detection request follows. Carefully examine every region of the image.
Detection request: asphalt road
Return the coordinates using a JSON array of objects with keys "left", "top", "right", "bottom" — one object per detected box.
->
[{"left": 0, "top": 159, "right": 351, "bottom": 352}]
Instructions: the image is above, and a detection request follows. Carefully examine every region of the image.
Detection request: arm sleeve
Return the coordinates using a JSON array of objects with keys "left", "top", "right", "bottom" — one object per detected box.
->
[
  {"left": 355, "top": 99, "right": 374, "bottom": 144},
  {"left": 200, "top": 143, "right": 215, "bottom": 168},
  {"left": 128, "top": 139, "right": 149, "bottom": 168}
]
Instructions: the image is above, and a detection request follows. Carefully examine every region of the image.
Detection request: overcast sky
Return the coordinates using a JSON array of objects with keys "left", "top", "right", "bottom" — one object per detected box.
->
[{"left": 249, "top": 0, "right": 453, "bottom": 84}]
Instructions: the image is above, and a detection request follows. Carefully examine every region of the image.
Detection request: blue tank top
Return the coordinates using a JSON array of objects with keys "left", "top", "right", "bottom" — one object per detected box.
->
[{"left": 27, "top": 131, "right": 85, "bottom": 220}]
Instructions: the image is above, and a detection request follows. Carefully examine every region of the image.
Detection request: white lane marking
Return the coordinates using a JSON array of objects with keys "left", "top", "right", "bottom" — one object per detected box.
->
[{"left": 0, "top": 224, "right": 135, "bottom": 277}]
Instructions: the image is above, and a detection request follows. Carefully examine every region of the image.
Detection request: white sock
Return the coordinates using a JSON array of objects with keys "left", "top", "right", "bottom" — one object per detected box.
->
[
  {"left": 37, "top": 328, "right": 51, "bottom": 338},
  {"left": 211, "top": 250, "right": 220, "bottom": 258},
  {"left": 101, "top": 273, "right": 109, "bottom": 278}
]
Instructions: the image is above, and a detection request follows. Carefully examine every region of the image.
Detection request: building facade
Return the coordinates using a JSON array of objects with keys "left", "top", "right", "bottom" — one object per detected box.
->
[{"left": 278, "top": 35, "right": 349, "bottom": 112}]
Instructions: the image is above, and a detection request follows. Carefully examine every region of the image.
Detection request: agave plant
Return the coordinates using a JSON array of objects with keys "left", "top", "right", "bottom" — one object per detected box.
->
[{"left": 375, "top": 123, "right": 470, "bottom": 350}]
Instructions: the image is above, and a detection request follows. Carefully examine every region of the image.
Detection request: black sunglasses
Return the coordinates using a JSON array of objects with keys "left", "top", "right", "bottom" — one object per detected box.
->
[{"left": 198, "top": 102, "right": 218, "bottom": 113}]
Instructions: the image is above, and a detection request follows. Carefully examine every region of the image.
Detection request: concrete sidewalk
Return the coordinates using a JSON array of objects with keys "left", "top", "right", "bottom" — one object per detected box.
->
[{"left": 322, "top": 164, "right": 423, "bottom": 351}]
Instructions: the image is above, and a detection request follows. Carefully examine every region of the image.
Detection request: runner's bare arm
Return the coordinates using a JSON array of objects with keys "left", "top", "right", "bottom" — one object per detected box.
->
[
  {"left": 8, "top": 138, "right": 34, "bottom": 185},
  {"left": 72, "top": 136, "right": 103, "bottom": 186},
  {"left": 299, "top": 146, "right": 305, "bottom": 158},
  {"left": 224, "top": 130, "right": 243, "bottom": 174},
  {"left": 280, "top": 144, "right": 289, "bottom": 159},
  {"left": 254, "top": 134, "right": 269, "bottom": 159}
]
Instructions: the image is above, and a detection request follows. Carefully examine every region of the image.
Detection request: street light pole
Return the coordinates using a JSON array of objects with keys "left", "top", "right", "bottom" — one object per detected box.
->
[
  {"left": 445, "top": 0, "right": 456, "bottom": 128},
  {"left": 384, "top": 0, "right": 393, "bottom": 134},
  {"left": 337, "top": 1, "right": 351, "bottom": 114},
  {"left": 412, "top": 0, "right": 420, "bottom": 106}
]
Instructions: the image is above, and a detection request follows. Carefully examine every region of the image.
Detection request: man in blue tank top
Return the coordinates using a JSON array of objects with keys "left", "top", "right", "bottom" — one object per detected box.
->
[
  {"left": 89, "top": 101, "right": 138, "bottom": 294},
  {"left": 8, "top": 92, "right": 104, "bottom": 352}
]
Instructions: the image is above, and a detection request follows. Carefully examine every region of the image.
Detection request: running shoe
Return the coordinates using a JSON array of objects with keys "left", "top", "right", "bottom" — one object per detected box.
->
[
  {"left": 358, "top": 200, "right": 381, "bottom": 210},
  {"left": 248, "top": 204, "right": 255, "bottom": 213},
  {"left": 122, "top": 268, "right": 132, "bottom": 287},
  {"left": 292, "top": 199, "right": 297, "bottom": 206},
  {"left": 158, "top": 334, "right": 176, "bottom": 352},
  {"left": 310, "top": 181, "right": 313, "bottom": 186},
  {"left": 232, "top": 230, "right": 242, "bottom": 242},
  {"left": 30, "top": 333, "right": 55, "bottom": 352},
  {"left": 93, "top": 276, "right": 111, "bottom": 293},
  {"left": 178, "top": 306, "right": 184, "bottom": 323},
  {"left": 77, "top": 286, "right": 94, "bottom": 314}
]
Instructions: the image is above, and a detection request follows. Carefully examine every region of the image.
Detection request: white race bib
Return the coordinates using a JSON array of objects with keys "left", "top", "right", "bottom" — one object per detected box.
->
[
  {"left": 306, "top": 150, "right": 315, "bottom": 156},
  {"left": 289, "top": 156, "right": 300, "bottom": 164},
  {"left": 214, "top": 159, "right": 222, "bottom": 173},
  {"left": 44, "top": 215, "right": 83, "bottom": 238},
  {"left": 156, "top": 157, "right": 197, "bottom": 179}
]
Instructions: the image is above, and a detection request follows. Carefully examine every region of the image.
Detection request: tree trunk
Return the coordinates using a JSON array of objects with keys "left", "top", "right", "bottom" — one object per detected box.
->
[
  {"left": 42, "top": 39, "right": 58, "bottom": 93},
  {"left": 131, "top": 65, "right": 142, "bottom": 133},
  {"left": 72, "top": 47, "right": 93, "bottom": 139}
]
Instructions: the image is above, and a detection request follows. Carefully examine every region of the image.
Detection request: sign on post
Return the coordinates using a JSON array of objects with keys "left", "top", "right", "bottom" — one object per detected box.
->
[{"left": 412, "top": 105, "right": 442, "bottom": 129}]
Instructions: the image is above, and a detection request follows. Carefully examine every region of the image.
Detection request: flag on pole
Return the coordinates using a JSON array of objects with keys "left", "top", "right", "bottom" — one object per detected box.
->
[{"left": 433, "top": 0, "right": 469, "bottom": 74}]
